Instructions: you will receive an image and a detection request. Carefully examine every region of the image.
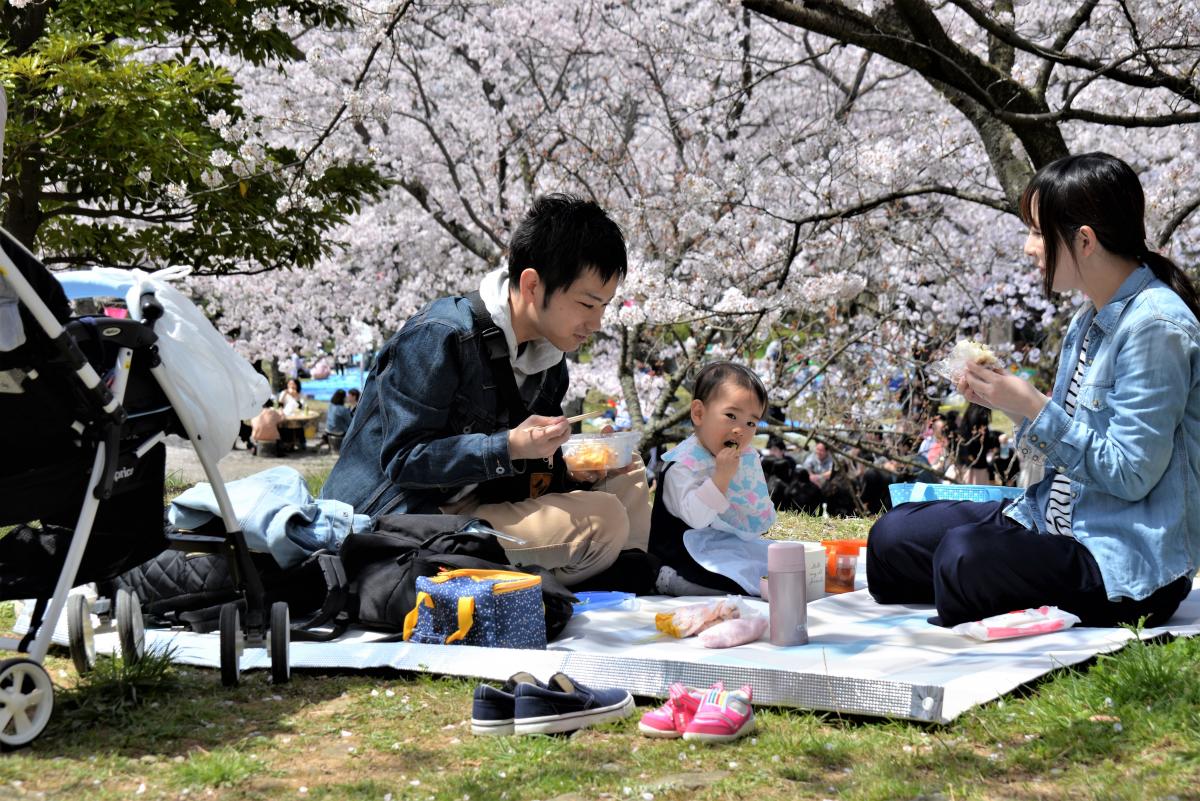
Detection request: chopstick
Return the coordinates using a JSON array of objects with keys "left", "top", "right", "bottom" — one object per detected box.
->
[
  {"left": 565, "top": 409, "right": 606, "bottom": 424},
  {"left": 533, "top": 409, "right": 607, "bottom": 433}
]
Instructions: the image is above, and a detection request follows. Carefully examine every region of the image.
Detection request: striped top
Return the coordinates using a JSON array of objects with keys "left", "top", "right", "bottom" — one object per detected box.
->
[{"left": 1045, "top": 333, "right": 1090, "bottom": 536}]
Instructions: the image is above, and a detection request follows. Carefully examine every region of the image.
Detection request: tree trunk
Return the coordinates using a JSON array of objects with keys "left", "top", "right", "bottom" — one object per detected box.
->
[{"left": 3, "top": 153, "right": 44, "bottom": 249}]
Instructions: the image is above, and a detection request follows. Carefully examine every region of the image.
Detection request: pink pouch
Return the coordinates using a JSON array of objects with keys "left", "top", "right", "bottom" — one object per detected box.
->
[{"left": 951, "top": 606, "right": 1081, "bottom": 641}]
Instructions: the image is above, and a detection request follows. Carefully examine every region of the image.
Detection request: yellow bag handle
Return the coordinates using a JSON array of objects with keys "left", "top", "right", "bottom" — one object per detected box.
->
[
  {"left": 430, "top": 568, "right": 541, "bottom": 594},
  {"left": 443, "top": 596, "right": 475, "bottom": 644},
  {"left": 402, "top": 591, "right": 434, "bottom": 641}
]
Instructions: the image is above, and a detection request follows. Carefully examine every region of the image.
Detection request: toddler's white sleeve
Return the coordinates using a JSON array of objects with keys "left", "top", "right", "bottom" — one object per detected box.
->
[{"left": 662, "top": 462, "right": 730, "bottom": 529}]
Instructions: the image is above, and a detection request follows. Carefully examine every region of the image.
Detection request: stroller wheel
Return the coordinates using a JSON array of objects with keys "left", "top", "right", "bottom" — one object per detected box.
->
[
  {"left": 268, "top": 602, "right": 291, "bottom": 685},
  {"left": 0, "top": 658, "right": 54, "bottom": 750},
  {"left": 115, "top": 589, "right": 145, "bottom": 666},
  {"left": 219, "top": 602, "right": 242, "bottom": 688},
  {"left": 67, "top": 594, "right": 96, "bottom": 675}
]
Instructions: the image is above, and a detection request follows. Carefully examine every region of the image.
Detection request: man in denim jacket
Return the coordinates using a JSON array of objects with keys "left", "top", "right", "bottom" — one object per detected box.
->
[{"left": 321, "top": 195, "right": 651, "bottom": 586}]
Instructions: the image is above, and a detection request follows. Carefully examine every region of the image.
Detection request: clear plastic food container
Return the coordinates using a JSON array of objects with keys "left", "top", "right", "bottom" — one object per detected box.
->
[{"left": 560, "top": 430, "right": 641, "bottom": 471}]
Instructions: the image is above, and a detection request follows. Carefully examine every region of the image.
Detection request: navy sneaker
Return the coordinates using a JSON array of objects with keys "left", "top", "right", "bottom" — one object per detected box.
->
[
  {"left": 513, "top": 673, "right": 634, "bottom": 735},
  {"left": 471, "top": 672, "right": 543, "bottom": 736}
]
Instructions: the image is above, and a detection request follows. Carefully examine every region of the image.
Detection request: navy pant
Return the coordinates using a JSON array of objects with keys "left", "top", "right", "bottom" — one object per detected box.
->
[{"left": 867, "top": 500, "right": 1192, "bottom": 628}]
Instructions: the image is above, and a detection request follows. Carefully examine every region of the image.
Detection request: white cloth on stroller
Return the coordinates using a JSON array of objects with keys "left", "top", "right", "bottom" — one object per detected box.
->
[
  {"left": 54, "top": 267, "right": 270, "bottom": 467},
  {"left": 0, "top": 276, "right": 24, "bottom": 353}
]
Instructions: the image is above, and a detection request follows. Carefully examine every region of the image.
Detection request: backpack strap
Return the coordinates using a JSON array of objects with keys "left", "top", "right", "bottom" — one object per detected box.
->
[
  {"left": 463, "top": 291, "right": 575, "bottom": 503},
  {"left": 290, "top": 553, "right": 351, "bottom": 642},
  {"left": 465, "top": 290, "right": 526, "bottom": 421}
]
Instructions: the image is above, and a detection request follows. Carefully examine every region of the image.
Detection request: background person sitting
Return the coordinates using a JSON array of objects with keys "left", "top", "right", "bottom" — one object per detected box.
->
[
  {"left": 346, "top": 387, "right": 360, "bottom": 414},
  {"left": 802, "top": 441, "right": 834, "bottom": 487},
  {"left": 278, "top": 377, "right": 305, "bottom": 416},
  {"left": 326, "top": 388, "right": 352, "bottom": 441},
  {"left": 250, "top": 400, "right": 284, "bottom": 457}
]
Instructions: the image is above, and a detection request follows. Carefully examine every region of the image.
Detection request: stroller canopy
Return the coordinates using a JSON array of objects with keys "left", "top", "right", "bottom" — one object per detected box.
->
[{"left": 55, "top": 267, "right": 270, "bottom": 466}]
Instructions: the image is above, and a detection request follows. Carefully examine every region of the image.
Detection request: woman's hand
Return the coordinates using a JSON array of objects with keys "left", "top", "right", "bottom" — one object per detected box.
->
[{"left": 957, "top": 362, "right": 1048, "bottom": 423}]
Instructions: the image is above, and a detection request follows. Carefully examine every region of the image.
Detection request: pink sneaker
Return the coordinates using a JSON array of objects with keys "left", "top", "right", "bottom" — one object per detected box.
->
[
  {"left": 638, "top": 681, "right": 723, "bottom": 738},
  {"left": 682, "top": 684, "right": 755, "bottom": 743}
]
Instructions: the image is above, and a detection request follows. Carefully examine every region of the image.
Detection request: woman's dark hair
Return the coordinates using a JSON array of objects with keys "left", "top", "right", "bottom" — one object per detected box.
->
[
  {"left": 1020, "top": 152, "right": 1200, "bottom": 320},
  {"left": 330, "top": 389, "right": 346, "bottom": 406},
  {"left": 959, "top": 403, "right": 991, "bottom": 438},
  {"left": 692, "top": 361, "right": 768, "bottom": 414},
  {"left": 288, "top": 377, "right": 303, "bottom": 392},
  {"left": 508, "top": 193, "right": 627, "bottom": 304}
]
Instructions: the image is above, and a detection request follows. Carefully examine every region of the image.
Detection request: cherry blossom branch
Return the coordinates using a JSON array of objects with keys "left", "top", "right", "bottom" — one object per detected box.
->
[
  {"left": 741, "top": 184, "right": 1010, "bottom": 228},
  {"left": 1035, "top": 0, "right": 1101, "bottom": 98},
  {"left": 294, "top": 1, "right": 414, "bottom": 171},
  {"left": 1158, "top": 195, "right": 1200, "bottom": 248},
  {"left": 944, "top": 0, "right": 1200, "bottom": 105}
]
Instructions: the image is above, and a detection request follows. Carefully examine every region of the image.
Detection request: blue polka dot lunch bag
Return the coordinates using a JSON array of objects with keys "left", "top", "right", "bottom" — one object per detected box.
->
[{"left": 402, "top": 569, "right": 547, "bottom": 649}]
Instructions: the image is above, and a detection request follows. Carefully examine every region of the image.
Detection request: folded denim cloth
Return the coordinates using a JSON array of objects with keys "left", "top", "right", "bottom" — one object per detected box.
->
[
  {"left": 169, "top": 466, "right": 371, "bottom": 569},
  {"left": 513, "top": 673, "right": 633, "bottom": 735},
  {"left": 470, "top": 672, "right": 544, "bottom": 736}
]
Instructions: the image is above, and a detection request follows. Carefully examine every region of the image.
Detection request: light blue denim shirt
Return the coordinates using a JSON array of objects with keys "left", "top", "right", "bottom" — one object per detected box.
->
[
  {"left": 1005, "top": 266, "right": 1200, "bottom": 601},
  {"left": 169, "top": 466, "right": 372, "bottom": 569}
]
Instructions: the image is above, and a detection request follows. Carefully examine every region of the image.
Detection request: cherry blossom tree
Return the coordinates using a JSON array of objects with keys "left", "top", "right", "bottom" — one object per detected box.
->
[{"left": 162, "top": 1, "right": 1200, "bottom": 453}]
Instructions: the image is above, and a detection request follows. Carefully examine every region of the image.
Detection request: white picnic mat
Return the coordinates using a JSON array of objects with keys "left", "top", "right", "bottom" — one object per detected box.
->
[{"left": 20, "top": 571, "right": 1200, "bottom": 723}]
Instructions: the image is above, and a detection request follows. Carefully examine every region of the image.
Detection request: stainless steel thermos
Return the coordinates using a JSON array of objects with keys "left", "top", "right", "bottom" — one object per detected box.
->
[{"left": 767, "top": 541, "right": 809, "bottom": 646}]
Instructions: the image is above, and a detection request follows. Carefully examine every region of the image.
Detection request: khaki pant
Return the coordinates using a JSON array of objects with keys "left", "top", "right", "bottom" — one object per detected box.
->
[{"left": 442, "top": 458, "right": 652, "bottom": 586}]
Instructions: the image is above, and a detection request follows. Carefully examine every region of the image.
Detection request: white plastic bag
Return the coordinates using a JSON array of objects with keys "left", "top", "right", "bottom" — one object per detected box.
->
[
  {"left": 930, "top": 340, "right": 1003, "bottom": 383},
  {"left": 654, "top": 596, "right": 745, "bottom": 638},
  {"left": 951, "top": 606, "right": 1081, "bottom": 641}
]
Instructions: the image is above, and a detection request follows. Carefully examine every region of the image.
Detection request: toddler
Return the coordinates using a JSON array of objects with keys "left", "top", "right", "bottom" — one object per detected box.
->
[{"left": 650, "top": 361, "right": 776, "bottom": 595}]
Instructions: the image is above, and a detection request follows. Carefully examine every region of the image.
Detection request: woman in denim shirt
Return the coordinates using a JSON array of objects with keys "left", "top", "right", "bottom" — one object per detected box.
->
[{"left": 868, "top": 153, "right": 1199, "bottom": 628}]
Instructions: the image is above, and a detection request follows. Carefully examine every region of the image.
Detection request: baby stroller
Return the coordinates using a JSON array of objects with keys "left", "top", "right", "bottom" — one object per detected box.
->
[{"left": 0, "top": 227, "right": 289, "bottom": 749}]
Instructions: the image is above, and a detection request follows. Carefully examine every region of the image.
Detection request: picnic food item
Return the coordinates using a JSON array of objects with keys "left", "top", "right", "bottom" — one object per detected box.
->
[
  {"left": 931, "top": 339, "right": 1004, "bottom": 382},
  {"left": 561, "top": 431, "right": 640, "bottom": 471},
  {"left": 563, "top": 440, "right": 618, "bottom": 471},
  {"left": 959, "top": 340, "right": 1002, "bottom": 369},
  {"left": 655, "top": 597, "right": 742, "bottom": 638}
]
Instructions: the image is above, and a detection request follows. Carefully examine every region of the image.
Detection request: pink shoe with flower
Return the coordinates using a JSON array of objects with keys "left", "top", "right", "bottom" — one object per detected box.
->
[
  {"left": 638, "top": 681, "right": 723, "bottom": 738},
  {"left": 682, "top": 684, "right": 755, "bottom": 743}
]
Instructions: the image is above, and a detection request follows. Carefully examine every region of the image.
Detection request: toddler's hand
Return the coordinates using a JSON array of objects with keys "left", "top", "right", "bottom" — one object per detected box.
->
[{"left": 712, "top": 440, "right": 741, "bottom": 493}]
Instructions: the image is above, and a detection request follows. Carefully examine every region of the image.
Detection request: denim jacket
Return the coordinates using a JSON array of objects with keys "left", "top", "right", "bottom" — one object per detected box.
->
[
  {"left": 319, "top": 295, "right": 568, "bottom": 518},
  {"left": 1006, "top": 266, "right": 1200, "bottom": 601}
]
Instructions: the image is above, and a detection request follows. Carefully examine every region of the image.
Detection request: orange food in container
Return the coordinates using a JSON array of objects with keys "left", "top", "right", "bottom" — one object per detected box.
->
[{"left": 561, "top": 431, "right": 640, "bottom": 472}]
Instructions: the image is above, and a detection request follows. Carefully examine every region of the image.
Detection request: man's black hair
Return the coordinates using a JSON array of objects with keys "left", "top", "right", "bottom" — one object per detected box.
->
[{"left": 508, "top": 193, "right": 627, "bottom": 305}]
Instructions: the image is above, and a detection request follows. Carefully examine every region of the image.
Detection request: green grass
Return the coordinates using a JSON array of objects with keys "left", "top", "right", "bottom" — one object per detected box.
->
[{"left": 1, "top": 630, "right": 1198, "bottom": 800}]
